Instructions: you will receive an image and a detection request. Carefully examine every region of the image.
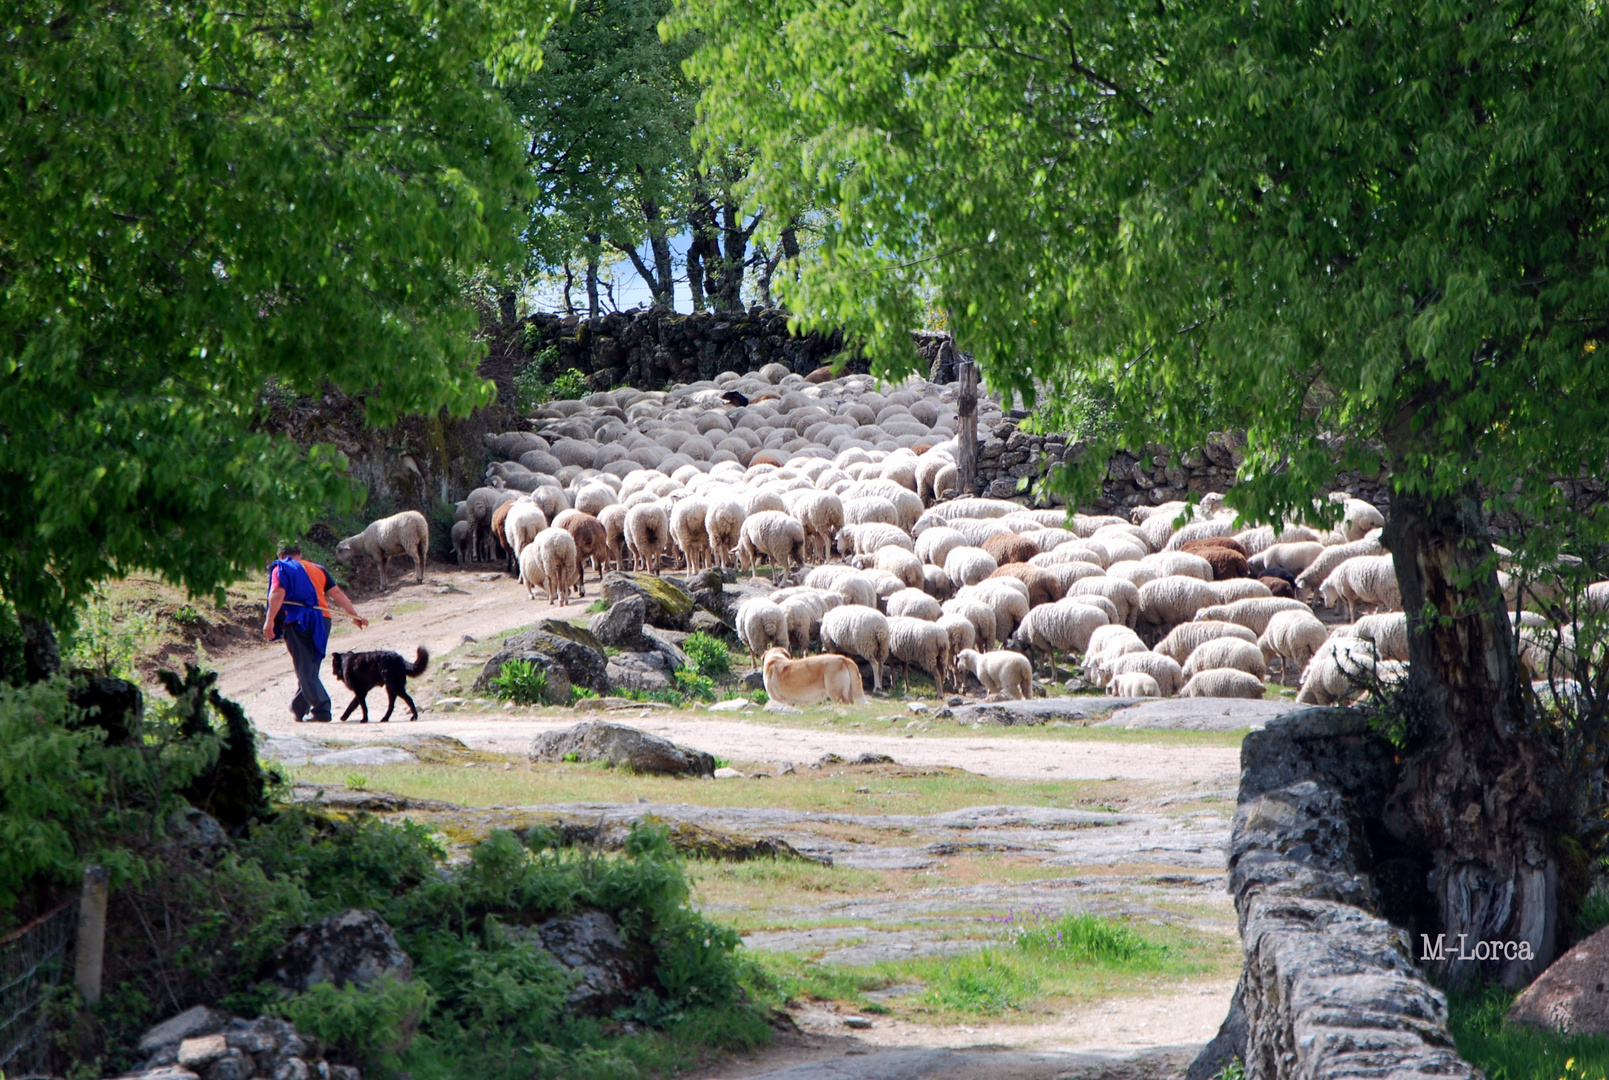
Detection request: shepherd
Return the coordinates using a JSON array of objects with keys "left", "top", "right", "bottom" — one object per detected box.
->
[{"left": 263, "top": 543, "right": 369, "bottom": 723}]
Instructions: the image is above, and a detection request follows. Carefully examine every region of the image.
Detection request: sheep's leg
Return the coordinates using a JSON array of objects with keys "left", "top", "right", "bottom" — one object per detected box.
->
[{"left": 375, "top": 555, "right": 388, "bottom": 590}]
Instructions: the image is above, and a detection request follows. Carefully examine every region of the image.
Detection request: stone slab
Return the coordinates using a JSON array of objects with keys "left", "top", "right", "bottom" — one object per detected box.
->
[
  {"left": 1094, "top": 698, "right": 1305, "bottom": 731},
  {"left": 947, "top": 697, "right": 1133, "bottom": 726},
  {"left": 307, "top": 746, "right": 420, "bottom": 767}
]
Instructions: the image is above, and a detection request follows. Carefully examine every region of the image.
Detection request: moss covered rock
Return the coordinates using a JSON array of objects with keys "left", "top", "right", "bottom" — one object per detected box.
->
[{"left": 602, "top": 572, "right": 694, "bottom": 630}]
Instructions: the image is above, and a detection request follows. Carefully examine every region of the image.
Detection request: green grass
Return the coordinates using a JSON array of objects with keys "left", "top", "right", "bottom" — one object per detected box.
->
[{"left": 1451, "top": 987, "right": 1609, "bottom": 1080}]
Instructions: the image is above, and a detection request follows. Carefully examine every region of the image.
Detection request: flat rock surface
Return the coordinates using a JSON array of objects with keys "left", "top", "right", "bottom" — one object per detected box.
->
[
  {"left": 948, "top": 698, "right": 1135, "bottom": 725},
  {"left": 1094, "top": 698, "right": 1305, "bottom": 731},
  {"left": 304, "top": 746, "right": 419, "bottom": 767}
]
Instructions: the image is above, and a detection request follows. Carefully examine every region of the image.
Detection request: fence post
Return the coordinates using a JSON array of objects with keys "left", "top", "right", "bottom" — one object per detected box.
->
[
  {"left": 74, "top": 866, "right": 108, "bottom": 1005},
  {"left": 957, "top": 356, "right": 980, "bottom": 496}
]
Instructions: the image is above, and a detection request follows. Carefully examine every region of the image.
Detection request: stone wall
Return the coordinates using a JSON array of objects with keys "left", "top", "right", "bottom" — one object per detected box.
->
[{"left": 1189, "top": 710, "right": 1476, "bottom": 1080}]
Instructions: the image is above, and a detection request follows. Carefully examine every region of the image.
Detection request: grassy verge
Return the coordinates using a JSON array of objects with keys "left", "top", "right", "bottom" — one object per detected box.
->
[{"left": 1451, "top": 987, "right": 1609, "bottom": 1080}]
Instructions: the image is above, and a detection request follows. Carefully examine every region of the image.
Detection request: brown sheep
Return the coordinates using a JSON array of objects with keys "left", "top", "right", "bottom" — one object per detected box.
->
[
  {"left": 805, "top": 366, "right": 835, "bottom": 383},
  {"left": 1260, "top": 575, "right": 1296, "bottom": 599},
  {"left": 988, "top": 563, "right": 1064, "bottom": 607},
  {"left": 1181, "top": 536, "right": 1248, "bottom": 558},
  {"left": 491, "top": 500, "right": 515, "bottom": 574},
  {"left": 982, "top": 532, "right": 1039, "bottom": 567},
  {"left": 1192, "top": 546, "right": 1249, "bottom": 580},
  {"left": 561, "top": 512, "right": 610, "bottom": 595}
]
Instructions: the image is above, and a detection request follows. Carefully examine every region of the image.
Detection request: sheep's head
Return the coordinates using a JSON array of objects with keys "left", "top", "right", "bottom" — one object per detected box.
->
[{"left": 334, "top": 539, "right": 356, "bottom": 562}]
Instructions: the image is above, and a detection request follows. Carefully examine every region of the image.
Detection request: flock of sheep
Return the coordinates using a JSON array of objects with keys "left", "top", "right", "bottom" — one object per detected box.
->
[{"left": 359, "top": 361, "right": 1588, "bottom": 707}]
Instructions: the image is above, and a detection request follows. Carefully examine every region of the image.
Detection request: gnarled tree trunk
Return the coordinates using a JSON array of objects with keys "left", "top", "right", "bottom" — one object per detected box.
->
[{"left": 1382, "top": 485, "right": 1570, "bottom": 986}]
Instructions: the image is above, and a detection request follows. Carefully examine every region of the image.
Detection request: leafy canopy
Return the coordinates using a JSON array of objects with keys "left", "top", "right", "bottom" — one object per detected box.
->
[
  {"left": 1, "top": 0, "right": 559, "bottom": 625},
  {"left": 675, "top": 0, "right": 1609, "bottom": 536}
]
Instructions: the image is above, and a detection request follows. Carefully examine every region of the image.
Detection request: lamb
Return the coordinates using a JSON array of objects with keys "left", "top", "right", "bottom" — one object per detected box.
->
[
  {"left": 704, "top": 500, "right": 746, "bottom": 569},
  {"left": 559, "top": 511, "right": 609, "bottom": 594},
  {"left": 670, "top": 497, "right": 713, "bottom": 572},
  {"left": 625, "top": 502, "right": 671, "bottom": 575},
  {"left": 954, "top": 647, "right": 1033, "bottom": 699},
  {"left": 1103, "top": 651, "right": 1185, "bottom": 696},
  {"left": 1180, "top": 637, "right": 1268, "bottom": 680},
  {"left": 335, "top": 510, "right": 430, "bottom": 588},
  {"left": 518, "top": 527, "right": 579, "bottom": 605},
  {"left": 889, "top": 616, "right": 954, "bottom": 693},
  {"left": 1179, "top": 669, "right": 1267, "bottom": 699},
  {"left": 1082, "top": 625, "right": 1148, "bottom": 682},
  {"left": 819, "top": 605, "right": 893, "bottom": 691},
  {"left": 1109, "top": 672, "right": 1162, "bottom": 698},
  {"left": 988, "top": 563, "right": 1063, "bottom": 607},
  {"left": 1194, "top": 597, "right": 1312, "bottom": 636},
  {"left": 1137, "top": 576, "right": 1219, "bottom": 638},
  {"left": 1154, "top": 621, "right": 1259, "bottom": 664},
  {"left": 982, "top": 532, "right": 1039, "bottom": 566},
  {"left": 1257, "top": 609, "right": 1330, "bottom": 684},
  {"left": 887, "top": 588, "right": 942, "bottom": 621},
  {"left": 1249, "top": 541, "right": 1325, "bottom": 577},
  {"left": 1294, "top": 536, "right": 1385, "bottom": 597},
  {"left": 739, "top": 510, "right": 808, "bottom": 583},
  {"left": 450, "top": 519, "right": 473, "bottom": 565},
  {"left": 1010, "top": 601, "right": 1109, "bottom": 676},
  {"left": 941, "top": 598, "right": 997, "bottom": 650},
  {"left": 736, "top": 597, "right": 790, "bottom": 663},
  {"left": 877, "top": 546, "right": 925, "bottom": 589},
  {"left": 945, "top": 546, "right": 999, "bottom": 588},
  {"left": 1067, "top": 577, "right": 1141, "bottom": 627}
]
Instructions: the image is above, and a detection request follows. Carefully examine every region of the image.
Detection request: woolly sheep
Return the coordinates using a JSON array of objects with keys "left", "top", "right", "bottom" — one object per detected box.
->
[
  {"left": 988, "top": 563, "right": 1063, "bottom": 607},
  {"left": 844, "top": 496, "right": 900, "bottom": 528},
  {"left": 777, "top": 591, "right": 831, "bottom": 655},
  {"left": 843, "top": 479, "right": 924, "bottom": 530},
  {"left": 1320, "top": 555, "right": 1400, "bottom": 621},
  {"left": 889, "top": 616, "right": 953, "bottom": 693},
  {"left": 887, "top": 588, "right": 942, "bottom": 621},
  {"left": 964, "top": 580, "right": 1030, "bottom": 642},
  {"left": 1067, "top": 577, "right": 1141, "bottom": 627},
  {"left": 1179, "top": 669, "right": 1267, "bottom": 699},
  {"left": 450, "top": 520, "right": 473, "bottom": 565},
  {"left": 876, "top": 546, "right": 925, "bottom": 589},
  {"left": 1011, "top": 601, "right": 1109, "bottom": 674},
  {"left": 838, "top": 522, "right": 916, "bottom": 557},
  {"left": 517, "top": 527, "right": 575, "bottom": 605},
  {"left": 1164, "top": 518, "right": 1238, "bottom": 552},
  {"left": 504, "top": 499, "right": 549, "bottom": 559},
  {"left": 1194, "top": 597, "right": 1312, "bottom": 636},
  {"left": 819, "top": 605, "right": 892, "bottom": 691},
  {"left": 1206, "top": 578, "right": 1273, "bottom": 604},
  {"left": 941, "top": 598, "right": 997, "bottom": 651},
  {"left": 1180, "top": 536, "right": 1248, "bottom": 558},
  {"left": 1249, "top": 541, "right": 1325, "bottom": 577},
  {"left": 669, "top": 497, "right": 712, "bottom": 572},
  {"left": 916, "top": 526, "right": 968, "bottom": 568},
  {"left": 1043, "top": 562, "right": 1109, "bottom": 594},
  {"left": 704, "top": 500, "right": 746, "bottom": 569},
  {"left": 560, "top": 512, "right": 609, "bottom": 594},
  {"left": 1258, "top": 609, "right": 1330, "bottom": 684},
  {"left": 1181, "top": 637, "right": 1268, "bottom": 680},
  {"left": 945, "top": 546, "right": 999, "bottom": 588},
  {"left": 1109, "top": 672, "right": 1162, "bottom": 698},
  {"left": 1154, "top": 621, "right": 1259, "bottom": 664},
  {"left": 738, "top": 510, "right": 807, "bottom": 583},
  {"left": 1340, "top": 497, "right": 1386, "bottom": 541},
  {"left": 954, "top": 648, "right": 1033, "bottom": 700},
  {"left": 923, "top": 564, "right": 957, "bottom": 601},
  {"left": 463, "top": 486, "right": 515, "bottom": 562},
  {"left": 336, "top": 510, "right": 430, "bottom": 588},
  {"left": 625, "top": 503, "right": 671, "bottom": 575},
  {"left": 1104, "top": 651, "right": 1185, "bottom": 696},
  {"left": 1086, "top": 624, "right": 1146, "bottom": 661},
  {"left": 736, "top": 598, "right": 789, "bottom": 662},
  {"left": 1142, "top": 550, "right": 1214, "bottom": 581},
  {"left": 1347, "top": 612, "right": 1409, "bottom": 662},
  {"left": 982, "top": 532, "right": 1038, "bottom": 566},
  {"left": 1106, "top": 561, "right": 1159, "bottom": 590},
  {"left": 794, "top": 490, "right": 845, "bottom": 562},
  {"left": 1296, "top": 638, "right": 1403, "bottom": 706},
  {"left": 937, "top": 612, "right": 978, "bottom": 659},
  {"left": 1137, "top": 576, "right": 1219, "bottom": 637},
  {"left": 1295, "top": 536, "right": 1385, "bottom": 597}
]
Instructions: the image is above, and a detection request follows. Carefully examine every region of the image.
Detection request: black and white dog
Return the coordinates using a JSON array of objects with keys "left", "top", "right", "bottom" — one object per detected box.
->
[{"left": 330, "top": 646, "right": 429, "bottom": 722}]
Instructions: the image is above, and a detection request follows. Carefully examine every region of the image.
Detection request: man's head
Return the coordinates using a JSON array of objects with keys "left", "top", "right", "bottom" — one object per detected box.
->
[{"left": 278, "top": 543, "right": 302, "bottom": 559}]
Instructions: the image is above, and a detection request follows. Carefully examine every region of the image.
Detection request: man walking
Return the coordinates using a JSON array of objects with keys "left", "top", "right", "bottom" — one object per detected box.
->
[{"left": 263, "top": 544, "right": 368, "bottom": 723}]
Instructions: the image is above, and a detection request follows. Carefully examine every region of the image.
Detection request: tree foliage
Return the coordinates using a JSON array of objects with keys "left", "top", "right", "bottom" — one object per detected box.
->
[
  {"left": 676, "top": 0, "right": 1609, "bottom": 537},
  {"left": 1, "top": 0, "right": 558, "bottom": 630}
]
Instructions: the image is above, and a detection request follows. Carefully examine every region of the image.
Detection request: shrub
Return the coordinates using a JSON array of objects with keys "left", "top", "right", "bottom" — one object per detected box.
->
[
  {"left": 514, "top": 347, "right": 589, "bottom": 412},
  {"left": 682, "top": 632, "right": 732, "bottom": 680},
  {"left": 673, "top": 669, "right": 717, "bottom": 702},
  {"left": 278, "top": 976, "right": 435, "bottom": 1072},
  {"left": 491, "top": 659, "right": 547, "bottom": 705},
  {"left": 1010, "top": 912, "right": 1159, "bottom": 964}
]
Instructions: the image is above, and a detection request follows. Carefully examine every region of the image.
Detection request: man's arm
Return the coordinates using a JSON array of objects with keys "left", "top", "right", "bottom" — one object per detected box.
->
[
  {"left": 327, "top": 586, "right": 370, "bottom": 630},
  {"left": 264, "top": 587, "right": 285, "bottom": 641}
]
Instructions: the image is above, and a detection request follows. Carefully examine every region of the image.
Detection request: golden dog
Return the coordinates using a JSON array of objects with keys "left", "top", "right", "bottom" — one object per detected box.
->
[{"left": 761, "top": 647, "right": 866, "bottom": 705}]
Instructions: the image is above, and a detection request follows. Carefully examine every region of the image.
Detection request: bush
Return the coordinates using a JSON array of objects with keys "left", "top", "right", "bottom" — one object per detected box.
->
[
  {"left": 514, "top": 347, "right": 589, "bottom": 412},
  {"left": 278, "top": 977, "right": 435, "bottom": 1073},
  {"left": 491, "top": 659, "right": 547, "bottom": 705},
  {"left": 682, "top": 632, "right": 732, "bottom": 680},
  {"left": 673, "top": 669, "right": 717, "bottom": 702}
]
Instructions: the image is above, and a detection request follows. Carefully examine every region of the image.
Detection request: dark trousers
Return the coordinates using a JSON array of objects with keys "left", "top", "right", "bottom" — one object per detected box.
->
[{"left": 285, "top": 622, "right": 332, "bottom": 721}]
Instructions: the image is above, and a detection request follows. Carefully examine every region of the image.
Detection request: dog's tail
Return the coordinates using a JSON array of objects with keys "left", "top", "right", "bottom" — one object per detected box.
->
[{"left": 406, "top": 646, "right": 430, "bottom": 678}]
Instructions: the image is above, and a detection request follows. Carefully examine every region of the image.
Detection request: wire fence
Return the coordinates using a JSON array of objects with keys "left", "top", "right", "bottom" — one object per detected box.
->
[{"left": 0, "top": 897, "right": 77, "bottom": 1079}]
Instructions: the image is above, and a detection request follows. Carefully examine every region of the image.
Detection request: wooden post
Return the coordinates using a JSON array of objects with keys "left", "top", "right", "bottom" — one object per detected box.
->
[
  {"left": 74, "top": 865, "right": 109, "bottom": 1005},
  {"left": 957, "top": 357, "right": 980, "bottom": 496}
]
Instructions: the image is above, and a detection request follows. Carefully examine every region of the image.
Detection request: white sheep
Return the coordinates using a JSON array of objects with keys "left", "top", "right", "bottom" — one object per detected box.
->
[
  {"left": 625, "top": 502, "right": 671, "bottom": 575},
  {"left": 1010, "top": 601, "right": 1109, "bottom": 678},
  {"left": 1194, "top": 597, "right": 1312, "bottom": 636},
  {"left": 944, "top": 546, "right": 999, "bottom": 588},
  {"left": 574, "top": 482, "right": 618, "bottom": 518},
  {"left": 838, "top": 522, "right": 916, "bottom": 557},
  {"left": 1179, "top": 669, "right": 1267, "bottom": 700},
  {"left": 1295, "top": 536, "right": 1385, "bottom": 597},
  {"left": 1137, "top": 576, "right": 1219, "bottom": 637},
  {"left": 1154, "top": 621, "right": 1259, "bottom": 664},
  {"left": 1109, "top": 672, "right": 1162, "bottom": 698},
  {"left": 335, "top": 510, "right": 430, "bottom": 587},
  {"left": 819, "top": 605, "right": 892, "bottom": 691},
  {"left": 504, "top": 499, "right": 549, "bottom": 558},
  {"left": 1257, "top": 610, "right": 1330, "bottom": 684},
  {"left": 1044, "top": 562, "right": 1109, "bottom": 592},
  {"left": 1319, "top": 555, "right": 1400, "bottom": 621},
  {"left": 450, "top": 519, "right": 473, "bottom": 565},
  {"left": 1180, "top": 637, "right": 1268, "bottom": 681},
  {"left": 1066, "top": 577, "right": 1141, "bottom": 627},
  {"left": 1163, "top": 518, "right": 1238, "bottom": 552},
  {"left": 916, "top": 526, "right": 969, "bottom": 567},
  {"left": 889, "top": 616, "right": 954, "bottom": 693},
  {"left": 704, "top": 500, "right": 746, "bottom": 569},
  {"left": 1249, "top": 541, "right": 1325, "bottom": 577},
  {"left": 1141, "top": 550, "right": 1214, "bottom": 581},
  {"left": 1103, "top": 651, "right": 1185, "bottom": 696},
  {"left": 1351, "top": 612, "right": 1409, "bottom": 662},
  {"left": 736, "top": 597, "right": 789, "bottom": 662},
  {"left": 844, "top": 496, "right": 900, "bottom": 527},
  {"left": 518, "top": 527, "right": 579, "bottom": 605},
  {"left": 793, "top": 490, "right": 845, "bottom": 562},
  {"left": 941, "top": 598, "right": 998, "bottom": 651},
  {"left": 598, "top": 503, "right": 629, "bottom": 572},
  {"left": 936, "top": 612, "right": 978, "bottom": 659},
  {"left": 877, "top": 546, "right": 925, "bottom": 589},
  {"left": 887, "top": 588, "right": 942, "bottom": 621},
  {"left": 1296, "top": 638, "right": 1403, "bottom": 705},
  {"left": 777, "top": 591, "right": 831, "bottom": 655},
  {"left": 1206, "top": 578, "right": 1273, "bottom": 604},
  {"left": 954, "top": 648, "right": 1033, "bottom": 699},
  {"left": 1339, "top": 497, "right": 1386, "bottom": 541},
  {"left": 962, "top": 580, "right": 1029, "bottom": 643},
  {"left": 669, "top": 496, "right": 713, "bottom": 572},
  {"left": 738, "top": 510, "right": 808, "bottom": 583}
]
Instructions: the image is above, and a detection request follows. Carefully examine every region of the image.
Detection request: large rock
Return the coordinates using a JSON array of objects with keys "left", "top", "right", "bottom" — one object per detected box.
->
[
  {"left": 606, "top": 650, "right": 675, "bottom": 692},
  {"left": 590, "top": 594, "right": 646, "bottom": 647},
  {"left": 129, "top": 1010, "right": 340, "bottom": 1080},
  {"left": 473, "top": 621, "right": 609, "bottom": 695},
  {"left": 602, "top": 572, "right": 695, "bottom": 630},
  {"left": 692, "top": 572, "right": 774, "bottom": 629},
  {"left": 1508, "top": 924, "right": 1609, "bottom": 1033},
  {"left": 527, "top": 910, "right": 650, "bottom": 1013},
  {"left": 270, "top": 908, "right": 413, "bottom": 993},
  {"left": 528, "top": 721, "right": 715, "bottom": 776}
]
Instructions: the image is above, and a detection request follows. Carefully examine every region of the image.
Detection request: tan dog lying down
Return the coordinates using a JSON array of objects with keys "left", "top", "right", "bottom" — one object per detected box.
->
[{"left": 761, "top": 647, "right": 867, "bottom": 705}]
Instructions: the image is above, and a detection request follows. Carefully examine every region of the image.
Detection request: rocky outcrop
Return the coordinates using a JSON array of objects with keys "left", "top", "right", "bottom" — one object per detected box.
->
[
  {"left": 269, "top": 909, "right": 413, "bottom": 994},
  {"left": 117, "top": 1009, "right": 355, "bottom": 1080},
  {"left": 590, "top": 594, "right": 648, "bottom": 647},
  {"left": 1507, "top": 925, "right": 1609, "bottom": 1033},
  {"left": 528, "top": 721, "right": 715, "bottom": 777},
  {"left": 1190, "top": 709, "right": 1477, "bottom": 1080},
  {"left": 473, "top": 620, "right": 610, "bottom": 697},
  {"left": 516, "top": 910, "right": 650, "bottom": 1014},
  {"left": 601, "top": 572, "right": 695, "bottom": 631}
]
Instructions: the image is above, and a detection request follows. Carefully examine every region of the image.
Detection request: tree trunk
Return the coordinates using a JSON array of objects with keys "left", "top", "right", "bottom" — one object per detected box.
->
[
  {"left": 715, "top": 198, "right": 748, "bottom": 312},
  {"left": 563, "top": 261, "right": 575, "bottom": 316},
  {"left": 18, "top": 611, "right": 59, "bottom": 683},
  {"left": 585, "top": 235, "right": 600, "bottom": 319},
  {"left": 1381, "top": 484, "right": 1570, "bottom": 987},
  {"left": 957, "top": 357, "right": 980, "bottom": 496}
]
